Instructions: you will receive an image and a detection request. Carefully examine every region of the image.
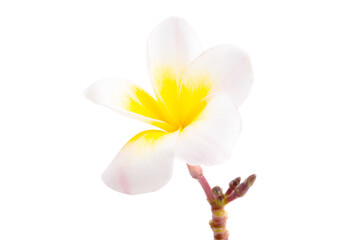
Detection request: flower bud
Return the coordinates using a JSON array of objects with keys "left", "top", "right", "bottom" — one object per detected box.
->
[
  {"left": 212, "top": 186, "right": 224, "bottom": 202},
  {"left": 244, "top": 174, "right": 256, "bottom": 188},
  {"left": 225, "top": 177, "right": 241, "bottom": 196},
  {"left": 235, "top": 183, "right": 248, "bottom": 197},
  {"left": 229, "top": 177, "right": 241, "bottom": 190}
]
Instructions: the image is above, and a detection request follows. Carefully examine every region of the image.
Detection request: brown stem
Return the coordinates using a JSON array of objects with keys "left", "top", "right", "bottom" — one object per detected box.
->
[
  {"left": 209, "top": 205, "right": 229, "bottom": 240},
  {"left": 187, "top": 165, "right": 228, "bottom": 240},
  {"left": 187, "top": 164, "right": 256, "bottom": 240}
]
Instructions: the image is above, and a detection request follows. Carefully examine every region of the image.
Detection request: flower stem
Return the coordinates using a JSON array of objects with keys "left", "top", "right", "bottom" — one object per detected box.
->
[
  {"left": 187, "top": 164, "right": 215, "bottom": 202},
  {"left": 187, "top": 164, "right": 256, "bottom": 240}
]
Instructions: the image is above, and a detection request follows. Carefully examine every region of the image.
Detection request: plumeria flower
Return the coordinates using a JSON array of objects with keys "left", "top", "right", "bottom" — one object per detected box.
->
[{"left": 85, "top": 17, "right": 253, "bottom": 195}]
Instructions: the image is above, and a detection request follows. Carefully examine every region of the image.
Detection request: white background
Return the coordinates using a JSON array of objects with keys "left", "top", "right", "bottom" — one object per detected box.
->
[{"left": 1, "top": 0, "right": 359, "bottom": 239}]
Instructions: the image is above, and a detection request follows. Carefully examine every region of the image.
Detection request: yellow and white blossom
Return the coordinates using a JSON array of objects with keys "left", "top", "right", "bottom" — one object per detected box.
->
[{"left": 85, "top": 17, "right": 253, "bottom": 194}]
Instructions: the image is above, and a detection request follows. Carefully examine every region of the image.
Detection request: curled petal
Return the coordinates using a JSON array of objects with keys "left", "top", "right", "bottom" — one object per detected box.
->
[
  {"left": 102, "top": 130, "right": 178, "bottom": 195},
  {"left": 176, "top": 94, "right": 241, "bottom": 166}
]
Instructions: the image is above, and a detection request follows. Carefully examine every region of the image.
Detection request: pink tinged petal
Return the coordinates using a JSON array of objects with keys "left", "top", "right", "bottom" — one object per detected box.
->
[
  {"left": 84, "top": 78, "right": 176, "bottom": 132},
  {"left": 181, "top": 45, "right": 254, "bottom": 107},
  {"left": 175, "top": 94, "right": 241, "bottom": 166},
  {"left": 102, "top": 130, "right": 179, "bottom": 195}
]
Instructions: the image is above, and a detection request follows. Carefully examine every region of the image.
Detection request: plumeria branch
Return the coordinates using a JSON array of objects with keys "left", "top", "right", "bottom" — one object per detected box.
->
[{"left": 187, "top": 164, "right": 256, "bottom": 240}]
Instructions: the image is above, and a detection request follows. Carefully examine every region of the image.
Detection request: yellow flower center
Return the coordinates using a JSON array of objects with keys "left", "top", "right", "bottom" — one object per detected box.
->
[
  {"left": 153, "top": 66, "right": 211, "bottom": 132},
  {"left": 123, "top": 66, "right": 212, "bottom": 133}
]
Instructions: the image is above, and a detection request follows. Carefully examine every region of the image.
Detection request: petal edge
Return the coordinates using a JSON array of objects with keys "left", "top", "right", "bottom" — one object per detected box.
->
[{"left": 102, "top": 130, "right": 178, "bottom": 195}]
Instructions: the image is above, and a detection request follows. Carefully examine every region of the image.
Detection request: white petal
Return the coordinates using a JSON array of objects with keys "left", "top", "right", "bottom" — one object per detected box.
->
[
  {"left": 84, "top": 78, "right": 176, "bottom": 132},
  {"left": 175, "top": 94, "right": 241, "bottom": 166},
  {"left": 102, "top": 130, "right": 178, "bottom": 195},
  {"left": 147, "top": 17, "right": 202, "bottom": 121},
  {"left": 181, "top": 45, "right": 253, "bottom": 107}
]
